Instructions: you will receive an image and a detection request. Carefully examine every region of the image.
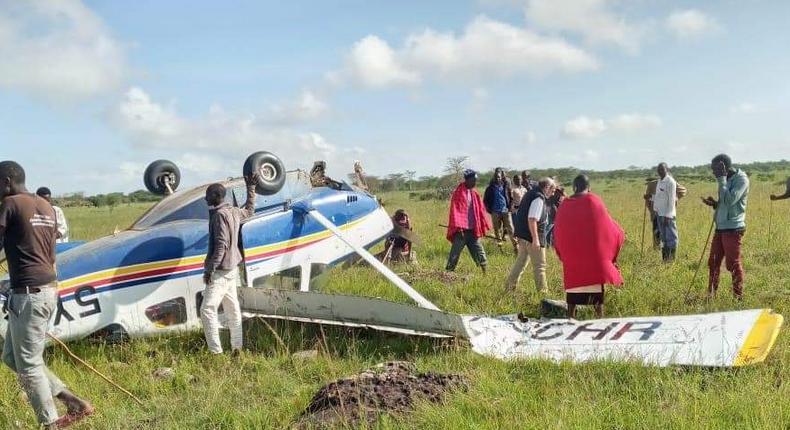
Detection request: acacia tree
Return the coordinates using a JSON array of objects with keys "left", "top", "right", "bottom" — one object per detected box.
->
[
  {"left": 444, "top": 156, "right": 469, "bottom": 183},
  {"left": 404, "top": 170, "right": 417, "bottom": 190}
]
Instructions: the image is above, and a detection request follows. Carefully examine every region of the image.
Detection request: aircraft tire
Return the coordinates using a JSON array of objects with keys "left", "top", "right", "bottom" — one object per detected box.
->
[
  {"left": 144, "top": 160, "right": 181, "bottom": 195},
  {"left": 243, "top": 151, "right": 286, "bottom": 195}
]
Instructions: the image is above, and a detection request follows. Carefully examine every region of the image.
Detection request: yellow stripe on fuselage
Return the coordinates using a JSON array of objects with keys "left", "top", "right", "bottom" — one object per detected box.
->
[
  {"left": 58, "top": 255, "right": 205, "bottom": 290},
  {"left": 243, "top": 214, "right": 370, "bottom": 256},
  {"left": 733, "top": 310, "right": 784, "bottom": 367}
]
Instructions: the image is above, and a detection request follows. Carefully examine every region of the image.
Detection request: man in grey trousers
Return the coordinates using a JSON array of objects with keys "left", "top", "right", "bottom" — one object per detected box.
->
[{"left": 0, "top": 160, "right": 92, "bottom": 428}]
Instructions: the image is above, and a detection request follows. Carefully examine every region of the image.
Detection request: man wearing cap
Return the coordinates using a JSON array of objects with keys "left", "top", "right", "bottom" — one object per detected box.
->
[
  {"left": 36, "top": 187, "right": 69, "bottom": 243},
  {"left": 445, "top": 169, "right": 491, "bottom": 272},
  {"left": 0, "top": 161, "right": 93, "bottom": 428}
]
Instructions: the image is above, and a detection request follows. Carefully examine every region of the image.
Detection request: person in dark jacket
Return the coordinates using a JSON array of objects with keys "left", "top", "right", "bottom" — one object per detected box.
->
[
  {"left": 483, "top": 168, "right": 517, "bottom": 252},
  {"left": 201, "top": 174, "right": 258, "bottom": 354},
  {"left": 504, "top": 177, "right": 556, "bottom": 292}
]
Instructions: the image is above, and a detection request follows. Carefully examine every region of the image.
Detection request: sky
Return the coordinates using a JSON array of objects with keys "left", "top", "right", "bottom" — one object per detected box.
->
[{"left": 1, "top": 0, "right": 789, "bottom": 194}]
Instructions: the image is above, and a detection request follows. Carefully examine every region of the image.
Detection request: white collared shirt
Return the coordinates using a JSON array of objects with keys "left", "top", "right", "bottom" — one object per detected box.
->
[{"left": 653, "top": 175, "right": 677, "bottom": 218}]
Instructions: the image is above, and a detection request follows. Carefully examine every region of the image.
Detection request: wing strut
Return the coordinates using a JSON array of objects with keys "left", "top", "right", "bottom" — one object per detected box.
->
[{"left": 302, "top": 207, "right": 440, "bottom": 311}]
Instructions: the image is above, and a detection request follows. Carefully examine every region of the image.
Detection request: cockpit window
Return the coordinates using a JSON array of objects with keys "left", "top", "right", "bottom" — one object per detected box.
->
[{"left": 131, "top": 172, "right": 312, "bottom": 229}]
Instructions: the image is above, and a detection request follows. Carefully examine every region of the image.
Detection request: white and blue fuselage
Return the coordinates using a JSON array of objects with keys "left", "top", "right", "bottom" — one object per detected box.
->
[{"left": 1, "top": 171, "right": 391, "bottom": 341}]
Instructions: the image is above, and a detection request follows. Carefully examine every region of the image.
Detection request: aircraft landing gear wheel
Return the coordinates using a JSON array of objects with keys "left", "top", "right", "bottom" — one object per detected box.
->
[
  {"left": 144, "top": 160, "right": 181, "bottom": 196},
  {"left": 243, "top": 151, "right": 286, "bottom": 195}
]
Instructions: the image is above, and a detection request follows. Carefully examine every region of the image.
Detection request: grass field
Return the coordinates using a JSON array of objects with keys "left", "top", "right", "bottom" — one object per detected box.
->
[{"left": 1, "top": 176, "right": 788, "bottom": 429}]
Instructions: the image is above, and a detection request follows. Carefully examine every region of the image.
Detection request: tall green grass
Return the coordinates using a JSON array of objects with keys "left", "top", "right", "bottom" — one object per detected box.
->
[{"left": 1, "top": 178, "right": 787, "bottom": 429}]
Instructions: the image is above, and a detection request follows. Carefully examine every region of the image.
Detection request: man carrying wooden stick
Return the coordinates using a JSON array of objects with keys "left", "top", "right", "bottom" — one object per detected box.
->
[{"left": 0, "top": 161, "right": 93, "bottom": 429}]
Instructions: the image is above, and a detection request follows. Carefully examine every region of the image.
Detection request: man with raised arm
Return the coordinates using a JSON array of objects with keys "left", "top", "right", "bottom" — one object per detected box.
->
[
  {"left": 201, "top": 174, "right": 258, "bottom": 355},
  {"left": 702, "top": 154, "right": 750, "bottom": 300}
]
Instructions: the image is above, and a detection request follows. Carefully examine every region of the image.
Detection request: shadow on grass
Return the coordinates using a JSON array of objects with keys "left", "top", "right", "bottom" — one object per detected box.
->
[{"left": 243, "top": 317, "right": 462, "bottom": 361}]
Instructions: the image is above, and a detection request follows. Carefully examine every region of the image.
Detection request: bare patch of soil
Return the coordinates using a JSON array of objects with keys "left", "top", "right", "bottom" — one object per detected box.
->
[
  {"left": 399, "top": 269, "right": 472, "bottom": 285},
  {"left": 296, "top": 361, "right": 467, "bottom": 428}
]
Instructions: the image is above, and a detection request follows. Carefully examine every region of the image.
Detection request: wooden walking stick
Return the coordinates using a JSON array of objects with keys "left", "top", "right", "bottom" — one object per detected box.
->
[
  {"left": 640, "top": 204, "right": 647, "bottom": 254},
  {"left": 686, "top": 216, "right": 716, "bottom": 303},
  {"left": 769, "top": 199, "right": 774, "bottom": 237}
]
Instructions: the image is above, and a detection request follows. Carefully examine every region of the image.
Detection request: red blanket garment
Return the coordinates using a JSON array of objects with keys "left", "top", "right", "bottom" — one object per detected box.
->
[
  {"left": 446, "top": 183, "right": 491, "bottom": 242},
  {"left": 553, "top": 192, "right": 625, "bottom": 290}
]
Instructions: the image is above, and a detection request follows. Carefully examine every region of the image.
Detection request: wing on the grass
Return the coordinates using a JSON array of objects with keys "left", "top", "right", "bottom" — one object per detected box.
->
[{"left": 464, "top": 309, "right": 783, "bottom": 367}]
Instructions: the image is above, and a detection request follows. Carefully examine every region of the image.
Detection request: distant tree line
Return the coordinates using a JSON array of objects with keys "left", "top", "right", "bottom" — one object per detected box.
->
[
  {"left": 50, "top": 159, "right": 790, "bottom": 207},
  {"left": 54, "top": 190, "right": 161, "bottom": 208},
  {"left": 354, "top": 158, "right": 790, "bottom": 194}
]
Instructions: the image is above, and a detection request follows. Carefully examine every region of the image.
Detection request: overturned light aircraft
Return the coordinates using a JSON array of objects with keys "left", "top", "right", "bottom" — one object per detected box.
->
[{"left": 0, "top": 153, "right": 783, "bottom": 368}]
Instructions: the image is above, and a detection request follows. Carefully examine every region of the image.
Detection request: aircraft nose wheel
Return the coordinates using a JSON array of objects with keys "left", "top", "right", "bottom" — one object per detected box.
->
[
  {"left": 243, "top": 151, "right": 286, "bottom": 195},
  {"left": 144, "top": 160, "right": 181, "bottom": 196}
]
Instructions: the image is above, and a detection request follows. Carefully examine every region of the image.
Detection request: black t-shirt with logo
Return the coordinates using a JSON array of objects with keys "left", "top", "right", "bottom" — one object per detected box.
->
[{"left": 0, "top": 193, "right": 58, "bottom": 288}]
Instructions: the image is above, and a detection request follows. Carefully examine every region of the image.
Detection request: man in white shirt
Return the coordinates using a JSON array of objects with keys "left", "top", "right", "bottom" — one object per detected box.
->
[
  {"left": 35, "top": 188, "right": 68, "bottom": 243},
  {"left": 504, "top": 177, "right": 555, "bottom": 292},
  {"left": 652, "top": 163, "right": 678, "bottom": 262}
]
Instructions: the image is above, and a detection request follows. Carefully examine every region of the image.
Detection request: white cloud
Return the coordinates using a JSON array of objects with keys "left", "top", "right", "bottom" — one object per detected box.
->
[
  {"left": 269, "top": 90, "right": 329, "bottom": 123},
  {"left": 525, "top": 0, "right": 646, "bottom": 52},
  {"left": 608, "top": 113, "right": 662, "bottom": 131},
  {"left": 562, "top": 113, "right": 662, "bottom": 139},
  {"left": 111, "top": 87, "right": 339, "bottom": 185},
  {"left": 562, "top": 116, "right": 608, "bottom": 139},
  {"left": 347, "top": 35, "right": 421, "bottom": 88},
  {"left": 730, "top": 102, "right": 757, "bottom": 114},
  {"left": 0, "top": 0, "right": 127, "bottom": 100},
  {"left": 666, "top": 10, "right": 720, "bottom": 39},
  {"left": 341, "top": 15, "right": 597, "bottom": 88}
]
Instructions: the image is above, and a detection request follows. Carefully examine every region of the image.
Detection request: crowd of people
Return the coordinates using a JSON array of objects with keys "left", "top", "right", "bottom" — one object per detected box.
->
[
  {"left": 443, "top": 153, "right": 765, "bottom": 317},
  {"left": 0, "top": 153, "right": 784, "bottom": 428}
]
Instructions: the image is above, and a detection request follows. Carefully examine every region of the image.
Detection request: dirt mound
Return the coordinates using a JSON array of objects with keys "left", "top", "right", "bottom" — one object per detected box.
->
[{"left": 296, "top": 361, "right": 467, "bottom": 428}]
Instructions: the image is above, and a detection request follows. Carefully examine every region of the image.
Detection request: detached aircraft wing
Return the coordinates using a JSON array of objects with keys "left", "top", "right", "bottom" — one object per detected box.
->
[
  {"left": 241, "top": 206, "right": 783, "bottom": 368},
  {"left": 464, "top": 309, "right": 783, "bottom": 367}
]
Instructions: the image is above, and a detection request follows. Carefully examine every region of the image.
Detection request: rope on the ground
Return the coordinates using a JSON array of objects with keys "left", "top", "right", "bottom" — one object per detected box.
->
[{"left": 47, "top": 333, "right": 146, "bottom": 407}]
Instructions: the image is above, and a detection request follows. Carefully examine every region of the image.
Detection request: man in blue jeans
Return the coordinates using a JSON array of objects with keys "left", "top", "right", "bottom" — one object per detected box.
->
[
  {"left": 653, "top": 162, "right": 678, "bottom": 262},
  {"left": 483, "top": 168, "right": 517, "bottom": 253}
]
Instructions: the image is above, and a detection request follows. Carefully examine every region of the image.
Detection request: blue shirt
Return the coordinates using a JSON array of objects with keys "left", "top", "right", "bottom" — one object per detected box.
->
[
  {"left": 715, "top": 169, "right": 749, "bottom": 231},
  {"left": 492, "top": 184, "right": 508, "bottom": 213}
]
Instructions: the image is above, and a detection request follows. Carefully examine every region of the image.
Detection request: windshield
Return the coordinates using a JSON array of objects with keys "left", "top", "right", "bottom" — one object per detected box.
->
[
  {"left": 133, "top": 184, "right": 216, "bottom": 229},
  {"left": 132, "top": 171, "right": 313, "bottom": 229}
]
